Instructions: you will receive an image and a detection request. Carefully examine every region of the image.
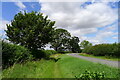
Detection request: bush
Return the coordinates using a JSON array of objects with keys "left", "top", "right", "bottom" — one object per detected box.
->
[
  {"left": 31, "top": 50, "right": 58, "bottom": 59},
  {"left": 82, "top": 46, "right": 93, "bottom": 54},
  {"left": 43, "top": 50, "right": 58, "bottom": 59},
  {"left": 2, "top": 41, "right": 33, "bottom": 69},
  {"left": 75, "top": 70, "right": 105, "bottom": 79}
]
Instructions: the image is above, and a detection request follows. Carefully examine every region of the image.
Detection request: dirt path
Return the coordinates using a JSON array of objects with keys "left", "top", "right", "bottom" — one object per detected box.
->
[{"left": 68, "top": 53, "right": 119, "bottom": 68}]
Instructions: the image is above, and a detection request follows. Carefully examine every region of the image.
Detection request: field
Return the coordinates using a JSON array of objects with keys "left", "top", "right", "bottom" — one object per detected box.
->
[{"left": 2, "top": 54, "right": 119, "bottom": 78}]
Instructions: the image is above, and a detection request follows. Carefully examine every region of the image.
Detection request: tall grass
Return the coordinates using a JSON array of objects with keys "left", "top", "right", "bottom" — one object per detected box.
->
[{"left": 2, "top": 54, "right": 119, "bottom": 78}]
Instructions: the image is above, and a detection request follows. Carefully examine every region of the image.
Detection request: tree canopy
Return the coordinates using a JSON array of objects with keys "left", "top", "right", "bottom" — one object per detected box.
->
[
  {"left": 50, "top": 29, "right": 81, "bottom": 52},
  {"left": 50, "top": 28, "right": 71, "bottom": 51},
  {"left": 5, "top": 11, "right": 82, "bottom": 52},
  {"left": 80, "top": 40, "right": 92, "bottom": 49},
  {"left": 5, "top": 11, "right": 55, "bottom": 50},
  {"left": 68, "top": 36, "right": 81, "bottom": 53}
]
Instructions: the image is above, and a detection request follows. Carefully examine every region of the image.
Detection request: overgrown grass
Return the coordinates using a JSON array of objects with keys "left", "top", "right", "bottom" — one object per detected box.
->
[
  {"left": 2, "top": 59, "right": 55, "bottom": 78},
  {"left": 79, "top": 53, "right": 120, "bottom": 61},
  {"left": 2, "top": 54, "right": 119, "bottom": 78}
]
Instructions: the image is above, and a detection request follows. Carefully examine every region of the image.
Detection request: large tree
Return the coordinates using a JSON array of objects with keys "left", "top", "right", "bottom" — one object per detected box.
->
[
  {"left": 5, "top": 11, "right": 55, "bottom": 50},
  {"left": 50, "top": 28, "right": 71, "bottom": 51}
]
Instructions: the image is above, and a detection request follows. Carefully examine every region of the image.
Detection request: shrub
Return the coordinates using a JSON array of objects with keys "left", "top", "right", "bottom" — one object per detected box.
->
[
  {"left": 31, "top": 50, "right": 58, "bottom": 59},
  {"left": 75, "top": 70, "right": 105, "bottom": 79},
  {"left": 82, "top": 46, "right": 93, "bottom": 54},
  {"left": 2, "top": 41, "right": 33, "bottom": 69},
  {"left": 43, "top": 50, "right": 58, "bottom": 59},
  {"left": 82, "top": 43, "right": 120, "bottom": 57}
]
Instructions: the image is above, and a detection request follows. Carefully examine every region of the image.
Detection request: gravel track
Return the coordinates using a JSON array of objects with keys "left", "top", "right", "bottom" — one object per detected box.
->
[{"left": 68, "top": 53, "right": 119, "bottom": 68}]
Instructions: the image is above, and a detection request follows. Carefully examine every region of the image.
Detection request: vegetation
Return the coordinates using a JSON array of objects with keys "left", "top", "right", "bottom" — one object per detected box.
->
[
  {"left": 2, "top": 40, "right": 58, "bottom": 69},
  {"left": 75, "top": 70, "right": 105, "bottom": 79},
  {"left": 79, "top": 53, "right": 120, "bottom": 61},
  {"left": 68, "top": 36, "right": 81, "bottom": 53},
  {"left": 30, "top": 49, "right": 57, "bottom": 59},
  {"left": 2, "top": 54, "right": 119, "bottom": 78},
  {"left": 82, "top": 42, "right": 120, "bottom": 57},
  {"left": 50, "top": 28, "right": 71, "bottom": 51},
  {"left": 50, "top": 29, "right": 81, "bottom": 52},
  {"left": 5, "top": 11, "right": 55, "bottom": 50},
  {"left": 2, "top": 41, "right": 33, "bottom": 69},
  {"left": 2, "top": 11, "right": 119, "bottom": 79},
  {"left": 5, "top": 11, "right": 81, "bottom": 53},
  {"left": 80, "top": 40, "right": 92, "bottom": 49}
]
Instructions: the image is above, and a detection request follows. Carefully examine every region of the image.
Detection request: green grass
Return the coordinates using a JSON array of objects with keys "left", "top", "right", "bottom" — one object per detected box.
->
[
  {"left": 2, "top": 54, "right": 119, "bottom": 78},
  {"left": 57, "top": 54, "right": 119, "bottom": 78},
  {"left": 2, "top": 59, "right": 56, "bottom": 78},
  {"left": 79, "top": 53, "right": 120, "bottom": 61}
]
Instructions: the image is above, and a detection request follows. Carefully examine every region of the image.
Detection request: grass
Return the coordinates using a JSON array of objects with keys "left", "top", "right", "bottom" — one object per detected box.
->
[
  {"left": 2, "top": 54, "right": 119, "bottom": 78},
  {"left": 79, "top": 53, "right": 120, "bottom": 61},
  {"left": 2, "top": 59, "right": 56, "bottom": 78}
]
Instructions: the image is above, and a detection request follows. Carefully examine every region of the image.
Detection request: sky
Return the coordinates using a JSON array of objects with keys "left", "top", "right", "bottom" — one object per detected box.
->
[{"left": 0, "top": 0, "right": 119, "bottom": 46}]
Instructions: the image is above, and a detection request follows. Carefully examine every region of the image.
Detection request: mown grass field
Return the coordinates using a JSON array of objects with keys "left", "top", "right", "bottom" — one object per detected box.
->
[
  {"left": 79, "top": 53, "right": 120, "bottom": 61},
  {"left": 2, "top": 54, "right": 119, "bottom": 78}
]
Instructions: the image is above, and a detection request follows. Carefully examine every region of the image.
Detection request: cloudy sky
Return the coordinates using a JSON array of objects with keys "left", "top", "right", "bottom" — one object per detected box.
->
[{"left": 0, "top": 0, "right": 119, "bottom": 45}]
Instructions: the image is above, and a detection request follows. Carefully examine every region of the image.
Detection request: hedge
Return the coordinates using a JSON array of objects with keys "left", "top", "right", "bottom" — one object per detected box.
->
[
  {"left": 2, "top": 41, "right": 33, "bottom": 69},
  {"left": 30, "top": 50, "right": 58, "bottom": 59},
  {"left": 82, "top": 43, "right": 120, "bottom": 57}
]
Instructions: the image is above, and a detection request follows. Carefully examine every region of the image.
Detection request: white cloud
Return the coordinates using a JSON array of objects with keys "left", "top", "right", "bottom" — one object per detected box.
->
[
  {"left": 40, "top": 2, "right": 118, "bottom": 44},
  {"left": 84, "top": 27, "right": 118, "bottom": 44},
  {"left": 2, "top": 0, "right": 119, "bottom": 2},
  {"left": 68, "top": 28, "right": 98, "bottom": 37},
  {"left": 0, "top": 20, "right": 10, "bottom": 30},
  {"left": 41, "top": 2, "right": 117, "bottom": 29},
  {"left": 15, "top": 1, "right": 26, "bottom": 9},
  {"left": 0, "top": 20, "right": 10, "bottom": 38}
]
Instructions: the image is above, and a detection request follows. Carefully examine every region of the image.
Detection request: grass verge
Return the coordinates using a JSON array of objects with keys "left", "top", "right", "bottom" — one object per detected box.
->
[
  {"left": 2, "top": 54, "right": 119, "bottom": 78},
  {"left": 79, "top": 53, "right": 120, "bottom": 61}
]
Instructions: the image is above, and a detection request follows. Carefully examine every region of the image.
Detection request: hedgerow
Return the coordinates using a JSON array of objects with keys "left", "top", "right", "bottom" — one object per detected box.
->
[
  {"left": 2, "top": 41, "right": 33, "bottom": 69},
  {"left": 30, "top": 50, "right": 58, "bottom": 59},
  {"left": 82, "top": 43, "right": 119, "bottom": 57}
]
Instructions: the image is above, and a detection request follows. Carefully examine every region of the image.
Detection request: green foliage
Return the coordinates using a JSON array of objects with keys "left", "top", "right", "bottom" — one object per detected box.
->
[
  {"left": 2, "top": 41, "right": 33, "bottom": 69},
  {"left": 80, "top": 40, "right": 92, "bottom": 49},
  {"left": 75, "top": 70, "right": 105, "bottom": 80},
  {"left": 31, "top": 50, "right": 57, "bottom": 59},
  {"left": 92, "top": 44, "right": 112, "bottom": 56},
  {"left": 2, "top": 54, "right": 118, "bottom": 78},
  {"left": 50, "top": 29, "right": 81, "bottom": 53},
  {"left": 2, "top": 40, "right": 57, "bottom": 69},
  {"left": 5, "top": 11, "right": 55, "bottom": 50},
  {"left": 68, "top": 36, "right": 81, "bottom": 53},
  {"left": 82, "top": 43, "right": 120, "bottom": 57},
  {"left": 82, "top": 46, "right": 93, "bottom": 54},
  {"left": 50, "top": 28, "right": 71, "bottom": 51},
  {"left": 43, "top": 50, "right": 58, "bottom": 59},
  {"left": 2, "top": 59, "right": 56, "bottom": 78}
]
